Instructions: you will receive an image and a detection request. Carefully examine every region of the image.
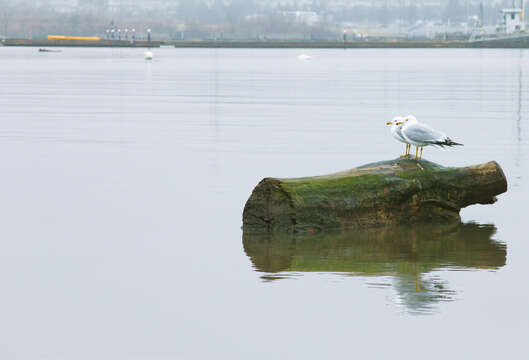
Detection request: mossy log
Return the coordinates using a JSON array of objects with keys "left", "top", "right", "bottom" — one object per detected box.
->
[{"left": 242, "top": 158, "right": 507, "bottom": 234}]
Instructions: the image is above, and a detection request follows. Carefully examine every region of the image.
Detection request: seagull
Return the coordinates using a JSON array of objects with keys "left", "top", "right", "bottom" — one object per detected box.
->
[
  {"left": 386, "top": 116, "right": 411, "bottom": 157},
  {"left": 401, "top": 115, "right": 463, "bottom": 159}
]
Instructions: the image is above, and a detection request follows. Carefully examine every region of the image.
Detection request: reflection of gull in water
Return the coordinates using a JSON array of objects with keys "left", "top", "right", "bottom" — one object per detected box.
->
[
  {"left": 386, "top": 115, "right": 410, "bottom": 157},
  {"left": 401, "top": 115, "right": 463, "bottom": 159},
  {"left": 297, "top": 54, "right": 312, "bottom": 61},
  {"left": 392, "top": 273, "right": 456, "bottom": 315}
]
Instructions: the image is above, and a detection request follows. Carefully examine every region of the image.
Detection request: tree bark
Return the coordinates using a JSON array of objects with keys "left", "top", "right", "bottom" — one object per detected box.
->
[{"left": 242, "top": 158, "right": 507, "bottom": 234}]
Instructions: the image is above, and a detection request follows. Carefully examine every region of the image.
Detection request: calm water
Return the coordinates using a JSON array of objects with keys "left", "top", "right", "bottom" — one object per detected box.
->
[{"left": 0, "top": 47, "right": 527, "bottom": 359}]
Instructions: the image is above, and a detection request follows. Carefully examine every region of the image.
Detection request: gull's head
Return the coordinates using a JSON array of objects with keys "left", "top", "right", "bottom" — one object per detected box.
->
[
  {"left": 387, "top": 116, "right": 404, "bottom": 126},
  {"left": 403, "top": 114, "right": 418, "bottom": 126}
]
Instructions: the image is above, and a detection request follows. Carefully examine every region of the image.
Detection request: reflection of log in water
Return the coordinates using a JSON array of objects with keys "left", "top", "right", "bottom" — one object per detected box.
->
[{"left": 243, "top": 223, "right": 506, "bottom": 312}]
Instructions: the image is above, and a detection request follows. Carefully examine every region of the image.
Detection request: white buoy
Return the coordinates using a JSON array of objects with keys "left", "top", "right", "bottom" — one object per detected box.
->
[
  {"left": 144, "top": 50, "right": 153, "bottom": 60},
  {"left": 297, "top": 54, "right": 312, "bottom": 61}
]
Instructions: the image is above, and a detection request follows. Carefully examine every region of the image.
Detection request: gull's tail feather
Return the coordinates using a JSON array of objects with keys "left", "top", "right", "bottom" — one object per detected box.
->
[{"left": 433, "top": 138, "right": 463, "bottom": 147}]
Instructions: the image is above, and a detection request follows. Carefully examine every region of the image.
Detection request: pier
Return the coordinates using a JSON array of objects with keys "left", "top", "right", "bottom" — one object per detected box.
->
[
  {"left": 2, "top": 39, "right": 161, "bottom": 48},
  {"left": 3, "top": 37, "right": 529, "bottom": 49}
]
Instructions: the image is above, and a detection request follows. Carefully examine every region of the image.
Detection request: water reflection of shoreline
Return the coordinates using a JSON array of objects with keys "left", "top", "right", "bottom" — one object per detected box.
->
[{"left": 243, "top": 223, "right": 506, "bottom": 313}]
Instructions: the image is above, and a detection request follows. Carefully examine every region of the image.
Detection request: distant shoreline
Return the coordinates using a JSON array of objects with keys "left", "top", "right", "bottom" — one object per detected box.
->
[
  {"left": 3, "top": 37, "right": 529, "bottom": 49},
  {"left": 169, "top": 39, "right": 529, "bottom": 49}
]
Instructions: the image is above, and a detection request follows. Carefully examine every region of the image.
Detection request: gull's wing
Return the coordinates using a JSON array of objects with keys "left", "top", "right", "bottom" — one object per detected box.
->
[{"left": 403, "top": 123, "right": 445, "bottom": 144}]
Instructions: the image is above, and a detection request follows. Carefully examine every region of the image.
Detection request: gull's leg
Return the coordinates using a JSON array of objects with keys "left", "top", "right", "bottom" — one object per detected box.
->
[
  {"left": 415, "top": 146, "right": 419, "bottom": 159},
  {"left": 406, "top": 144, "right": 410, "bottom": 157},
  {"left": 400, "top": 144, "right": 407, "bottom": 157},
  {"left": 420, "top": 147, "right": 423, "bottom": 159}
]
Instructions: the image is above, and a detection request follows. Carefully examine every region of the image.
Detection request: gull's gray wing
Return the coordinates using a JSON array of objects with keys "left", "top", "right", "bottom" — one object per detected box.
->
[{"left": 403, "top": 123, "right": 445, "bottom": 143}]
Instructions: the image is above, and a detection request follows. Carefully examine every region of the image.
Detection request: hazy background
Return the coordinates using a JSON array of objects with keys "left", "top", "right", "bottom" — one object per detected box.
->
[{"left": 0, "top": 0, "right": 525, "bottom": 40}]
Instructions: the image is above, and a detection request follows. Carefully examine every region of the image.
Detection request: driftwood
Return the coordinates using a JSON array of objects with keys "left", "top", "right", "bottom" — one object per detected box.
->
[{"left": 242, "top": 158, "right": 507, "bottom": 234}]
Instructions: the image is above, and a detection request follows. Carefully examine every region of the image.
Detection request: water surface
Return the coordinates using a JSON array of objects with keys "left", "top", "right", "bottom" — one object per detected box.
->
[{"left": 0, "top": 47, "right": 527, "bottom": 359}]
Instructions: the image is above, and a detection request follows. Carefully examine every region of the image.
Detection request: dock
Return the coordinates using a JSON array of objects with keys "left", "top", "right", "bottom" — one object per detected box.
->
[
  {"left": 2, "top": 39, "right": 161, "bottom": 48},
  {"left": 168, "top": 39, "right": 529, "bottom": 49},
  {"left": 2, "top": 35, "right": 529, "bottom": 49}
]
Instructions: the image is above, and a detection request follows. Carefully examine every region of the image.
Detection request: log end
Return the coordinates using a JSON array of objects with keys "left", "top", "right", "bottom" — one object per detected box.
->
[{"left": 242, "top": 178, "right": 296, "bottom": 234}]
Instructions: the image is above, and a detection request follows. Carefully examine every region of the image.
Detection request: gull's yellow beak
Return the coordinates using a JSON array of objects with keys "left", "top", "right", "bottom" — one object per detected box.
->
[
  {"left": 386, "top": 121, "right": 392, "bottom": 125},
  {"left": 396, "top": 121, "right": 403, "bottom": 125}
]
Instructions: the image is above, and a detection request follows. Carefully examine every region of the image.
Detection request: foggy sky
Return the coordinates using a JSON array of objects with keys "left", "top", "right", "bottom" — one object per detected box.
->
[{"left": 0, "top": 0, "right": 525, "bottom": 40}]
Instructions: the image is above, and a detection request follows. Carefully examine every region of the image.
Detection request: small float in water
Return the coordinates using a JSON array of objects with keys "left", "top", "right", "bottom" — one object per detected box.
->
[
  {"left": 144, "top": 50, "right": 153, "bottom": 60},
  {"left": 297, "top": 54, "right": 312, "bottom": 61}
]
